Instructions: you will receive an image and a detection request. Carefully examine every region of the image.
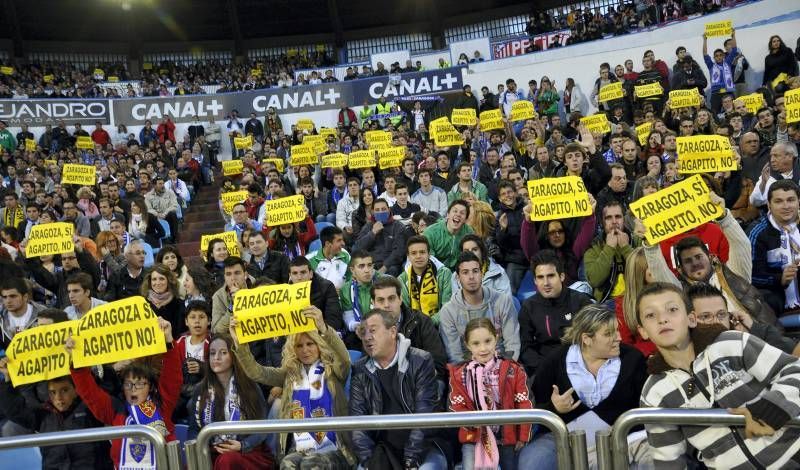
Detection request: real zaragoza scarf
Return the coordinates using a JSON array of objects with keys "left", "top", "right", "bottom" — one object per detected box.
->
[
  {"left": 196, "top": 378, "right": 243, "bottom": 445},
  {"left": 407, "top": 262, "right": 439, "bottom": 316},
  {"left": 291, "top": 360, "right": 336, "bottom": 452},
  {"left": 120, "top": 398, "right": 167, "bottom": 470}
]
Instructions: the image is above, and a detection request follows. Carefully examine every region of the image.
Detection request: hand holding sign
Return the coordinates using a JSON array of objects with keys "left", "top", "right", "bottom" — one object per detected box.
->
[{"left": 302, "top": 305, "right": 326, "bottom": 334}]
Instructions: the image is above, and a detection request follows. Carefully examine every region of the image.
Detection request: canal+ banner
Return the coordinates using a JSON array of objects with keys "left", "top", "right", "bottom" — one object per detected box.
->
[{"left": 0, "top": 68, "right": 463, "bottom": 126}]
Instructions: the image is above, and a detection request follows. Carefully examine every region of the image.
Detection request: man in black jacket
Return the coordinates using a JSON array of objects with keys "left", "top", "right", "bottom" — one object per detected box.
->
[
  {"left": 353, "top": 198, "right": 412, "bottom": 276},
  {"left": 349, "top": 308, "right": 448, "bottom": 470},
  {"left": 519, "top": 251, "right": 593, "bottom": 378},
  {"left": 288, "top": 256, "right": 343, "bottom": 334},
  {"left": 0, "top": 369, "right": 112, "bottom": 469},
  {"left": 369, "top": 276, "right": 448, "bottom": 382},
  {"left": 246, "top": 230, "right": 289, "bottom": 283},
  {"left": 495, "top": 181, "right": 528, "bottom": 293},
  {"left": 453, "top": 85, "right": 479, "bottom": 114}
]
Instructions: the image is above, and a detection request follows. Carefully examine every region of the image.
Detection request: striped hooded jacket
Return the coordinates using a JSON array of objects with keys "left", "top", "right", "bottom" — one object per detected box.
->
[{"left": 640, "top": 325, "right": 800, "bottom": 469}]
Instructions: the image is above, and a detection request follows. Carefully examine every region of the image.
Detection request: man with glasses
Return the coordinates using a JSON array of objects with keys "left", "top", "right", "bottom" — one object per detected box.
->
[
  {"left": 224, "top": 202, "right": 262, "bottom": 242},
  {"left": 687, "top": 283, "right": 796, "bottom": 354},
  {"left": 61, "top": 198, "right": 91, "bottom": 237},
  {"left": 106, "top": 240, "right": 146, "bottom": 300}
]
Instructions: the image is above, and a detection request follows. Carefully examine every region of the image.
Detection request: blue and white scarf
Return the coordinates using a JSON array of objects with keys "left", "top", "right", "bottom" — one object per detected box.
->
[
  {"left": 197, "top": 378, "right": 242, "bottom": 445},
  {"left": 291, "top": 361, "right": 337, "bottom": 452},
  {"left": 120, "top": 399, "right": 167, "bottom": 470}
]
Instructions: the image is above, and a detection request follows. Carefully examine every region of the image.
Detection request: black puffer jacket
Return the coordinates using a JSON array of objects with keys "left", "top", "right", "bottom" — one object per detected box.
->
[
  {"left": 519, "top": 287, "right": 593, "bottom": 376},
  {"left": 495, "top": 198, "right": 527, "bottom": 266},
  {"left": 0, "top": 382, "right": 112, "bottom": 470},
  {"left": 398, "top": 305, "right": 448, "bottom": 381}
]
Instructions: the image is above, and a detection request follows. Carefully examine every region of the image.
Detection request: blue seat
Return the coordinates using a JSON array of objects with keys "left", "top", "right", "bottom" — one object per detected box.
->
[
  {"left": 159, "top": 219, "right": 171, "bottom": 241},
  {"left": 779, "top": 314, "right": 800, "bottom": 329},
  {"left": 516, "top": 270, "right": 535, "bottom": 302},
  {"left": 0, "top": 448, "right": 42, "bottom": 469},
  {"left": 511, "top": 295, "right": 521, "bottom": 313},
  {"left": 308, "top": 238, "right": 322, "bottom": 254},
  {"left": 345, "top": 349, "right": 363, "bottom": 397},
  {"left": 175, "top": 424, "right": 189, "bottom": 444},
  {"left": 142, "top": 242, "right": 155, "bottom": 268},
  {"left": 314, "top": 221, "right": 334, "bottom": 233}
]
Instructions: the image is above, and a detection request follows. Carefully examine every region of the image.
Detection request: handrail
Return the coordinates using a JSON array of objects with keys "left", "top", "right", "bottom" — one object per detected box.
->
[
  {"left": 0, "top": 424, "right": 169, "bottom": 469},
  {"left": 194, "top": 409, "right": 572, "bottom": 470},
  {"left": 608, "top": 408, "right": 800, "bottom": 469}
]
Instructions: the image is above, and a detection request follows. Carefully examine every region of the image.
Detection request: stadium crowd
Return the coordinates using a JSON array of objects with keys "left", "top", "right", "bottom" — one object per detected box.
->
[{"left": 0, "top": 13, "right": 800, "bottom": 470}]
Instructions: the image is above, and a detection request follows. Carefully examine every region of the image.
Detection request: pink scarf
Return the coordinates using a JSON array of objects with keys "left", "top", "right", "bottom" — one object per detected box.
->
[{"left": 466, "top": 357, "right": 500, "bottom": 470}]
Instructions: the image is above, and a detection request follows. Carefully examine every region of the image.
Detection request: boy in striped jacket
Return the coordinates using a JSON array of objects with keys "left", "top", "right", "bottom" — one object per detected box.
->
[{"left": 636, "top": 282, "right": 800, "bottom": 469}]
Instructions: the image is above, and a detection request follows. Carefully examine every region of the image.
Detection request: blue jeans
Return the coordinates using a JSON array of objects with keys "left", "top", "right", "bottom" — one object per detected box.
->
[
  {"left": 462, "top": 442, "right": 518, "bottom": 470},
  {"left": 316, "top": 213, "right": 336, "bottom": 224},
  {"left": 518, "top": 433, "right": 558, "bottom": 470}
]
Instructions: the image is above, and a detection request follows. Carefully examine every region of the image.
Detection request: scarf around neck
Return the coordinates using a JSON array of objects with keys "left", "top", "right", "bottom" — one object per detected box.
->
[
  {"left": 147, "top": 289, "right": 173, "bottom": 308},
  {"left": 407, "top": 262, "right": 439, "bottom": 316},
  {"left": 769, "top": 213, "right": 800, "bottom": 308},
  {"left": 465, "top": 357, "right": 500, "bottom": 469},
  {"left": 120, "top": 398, "right": 167, "bottom": 470},
  {"left": 197, "top": 378, "right": 242, "bottom": 445},
  {"left": 291, "top": 360, "right": 336, "bottom": 452}
]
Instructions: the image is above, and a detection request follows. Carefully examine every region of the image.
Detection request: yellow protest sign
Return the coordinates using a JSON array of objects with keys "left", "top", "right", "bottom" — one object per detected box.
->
[
  {"left": 250, "top": 69, "right": 261, "bottom": 77},
  {"left": 200, "top": 231, "right": 240, "bottom": 260},
  {"left": 704, "top": 20, "right": 732, "bottom": 37},
  {"left": 739, "top": 93, "right": 765, "bottom": 114},
  {"left": 6, "top": 320, "right": 80, "bottom": 386},
  {"left": 434, "top": 131, "right": 465, "bottom": 147},
  {"left": 479, "top": 109, "right": 504, "bottom": 131},
  {"left": 233, "top": 281, "right": 314, "bottom": 343},
  {"left": 296, "top": 118, "right": 315, "bottom": 131},
  {"left": 636, "top": 122, "right": 653, "bottom": 146},
  {"left": 93, "top": 68, "right": 105, "bottom": 78},
  {"left": 72, "top": 296, "right": 167, "bottom": 368},
  {"left": 222, "top": 159, "right": 244, "bottom": 176},
  {"left": 429, "top": 118, "right": 453, "bottom": 140},
  {"left": 44, "top": 159, "right": 57, "bottom": 167},
  {"left": 220, "top": 190, "right": 248, "bottom": 214},
  {"left": 580, "top": 114, "right": 611, "bottom": 135},
  {"left": 598, "top": 82, "right": 624, "bottom": 103},
  {"left": 630, "top": 174, "right": 724, "bottom": 244},
  {"left": 378, "top": 146, "right": 406, "bottom": 169},
  {"left": 510, "top": 100, "right": 537, "bottom": 122},
  {"left": 142, "top": 62, "right": 153, "bottom": 70},
  {"left": 676, "top": 135, "right": 736, "bottom": 174},
  {"left": 76, "top": 136, "right": 94, "bottom": 150},
  {"left": 0, "top": 66, "right": 14, "bottom": 75},
  {"left": 108, "top": 76, "right": 119, "bottom": 83},
  {"left": 365, "top": 130, "right": 392, "bottom": 145},
  {"left": 25, "top": 139, "right": 36, "bottom": 151},
  {"left": 526, "top": 176, "right": 592, "bottom": 221},
  {"left": 303, "top": 135, "right": 327, "bottom": 155},
  {"left": 234, "top": 135, "right": 253, "bottom": 150},
  {"left": 262, "top": 158, "right": 285, "bottom": 173},
  {"left": 669, "top": 89, "right": 702, "bottom": 108},
  {"left": 43, "top": 74, "right": 54, "bottom": 83},
  {"left": 347, "top": 150, "right": 376, "bottom": 170},
  {"left": 61, "top": 163, "right": 96, "bottom": 185},
  {"left": 321, "top": 152, "right": 348, "bottom": 169},
  {"left": 786, "top": 88, "right": 800, "bottom": 124},
  {"left": 635, "top": 82, "right": 664, "bottom": 98},
  {"left": 265, "top": 195, "right": 306, "bottom": 226},
  {"left": 451, "top": 108, "right": 478, "bottom": 126},
  {"left": 290, "top": 145, "right": 319, "bottom": 166},
  {"left": 26, "top": 222, "right": 75, "bottom": 258},
  {"left": 320, "top": 127, "right": 338, "bottom": 139},
  {"left": 772, "top": 73, "right": 788, "bottom": 90}
]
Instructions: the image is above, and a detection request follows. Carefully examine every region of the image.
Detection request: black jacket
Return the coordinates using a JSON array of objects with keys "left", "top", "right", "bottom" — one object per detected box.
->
[
  {"left": 0, "top": 382, "right": 112, "bottom": 470},
  {"left": 750, "top": 215, "right": 794, "bottom": 307},
  {"left": 105, "top": 265, "right": 144, "bottom": 301},
  {"left": 150, "top": 296, "right": 186, "bottom": 337},
  {"left": 519, "top": 287, "right": 593, "bottom": 376},
  {"left": 495, "top": 198, "right": 527, "bottom": 266},
  {"left": 246, "top": 250, "right": 290, "bottom": 283},
  {"left": 353, "top": 220, "right": 413, "bottom": 276},
  {"left": 453, "top": 92, "right": 479, "bottom": 114},
  {"left": 310, "top": 273, "right": 344, "bottom": 333},
  {"left": 533, "top": 343, "right": 646, "bottom": 431},
  {"left": 26, "top": 250, "right": 101, "bottom": 307},
  {"left": 398, "top": 305, "right": 448, "bottom": 381},
  {"left": 349, "top": 336, "right": 444, "bottom": 467}
]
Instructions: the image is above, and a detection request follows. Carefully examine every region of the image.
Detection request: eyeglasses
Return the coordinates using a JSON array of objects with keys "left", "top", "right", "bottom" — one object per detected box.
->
[
  {"left": 122, "top": 381, "right": 149, "bottom": 391},
  {"left": 696, "top": 312, "right": 730, "bottom": 323}
]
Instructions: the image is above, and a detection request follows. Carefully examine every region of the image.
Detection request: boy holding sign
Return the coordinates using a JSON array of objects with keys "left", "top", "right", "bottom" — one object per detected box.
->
[
  {"left": 66, "top": 316, "right": 181, "bottom": 470},
  {"left": 703, "top": 28, "right": 739, "bottom": 114}
]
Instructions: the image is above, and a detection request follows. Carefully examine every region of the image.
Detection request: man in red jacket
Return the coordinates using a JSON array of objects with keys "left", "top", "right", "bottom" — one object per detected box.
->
[
  {"left": 156, "top": 116, "right": 176, "bottom": 144},
  {"left": 91, "top": 121, "right": 111, "bottom": 147}
]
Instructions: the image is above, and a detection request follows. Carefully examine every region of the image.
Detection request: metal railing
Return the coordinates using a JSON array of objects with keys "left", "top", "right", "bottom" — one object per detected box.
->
[
  {"left": 0, "top": 424, "right": 169, "bottom": 469},
  {"left": 605, "top": 408, "right": 800, "bottom": 469},
  {"left": 192, "top": 410, "right": 575, "bottom": 470}
]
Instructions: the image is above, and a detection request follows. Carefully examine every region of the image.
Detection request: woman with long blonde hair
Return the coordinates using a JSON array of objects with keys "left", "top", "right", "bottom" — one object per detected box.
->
[
  {"left": 96, "top": 230, "right": 125, "bottom": 295},
  {"left": 616, "top": 247, "right": 657, "bottom": 357},
  {"left": 230, "top": 306, "right": 355, "bottom": 469}
]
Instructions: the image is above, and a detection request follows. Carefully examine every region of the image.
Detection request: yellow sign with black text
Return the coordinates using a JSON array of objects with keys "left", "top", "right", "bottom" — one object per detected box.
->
[
  {"left": 739, "top": 93, "right": 765, "bottom": 115},
  {"left": 200, "top": 231, "right": 241, "bottom": 260},
  {"left": 378, "top": 146, "right": 406, "bottom": 169},
  {"left": 234, "top": 135, "right": 253, "bottom": 150},
  {"left": 321, "top": 153, "right": 348, "bottom": 169},
  {"left": 61, "top": 164, "right": 96, "bottom": 186},
  {"left": 262, "top": 158, "right": 285, "bottom": 173},
  {"left": 479, "top": 109, "right": 504, "bottom": 131},
  {"left": 347, "top": 150, "right": 376, "bottom": 170},
  {"left": 233, "top": 281, "right": 314, "bottom": 343},
  {"left": 290, "top": 145, "right": 318, "bottom": 166},
  {"left": 635, "top": 82, "right": 664, "bottom": 98},
  {"left": 72, "top": 296, "right": 167, "bottom": 368},
  {"left": 510, "top": 100, "right": 536, "bottom": 121},
  {"left": 76, "top": 136, "right": 94, "bottom": 150},
  {"left": 669, "top": 89, "right": 702, "bottom": 109},
  {"left": 580, "top": 114, "right": 611, "bottom": 135},
  {"left": 527, "top": 176, "right": 592, "bottom": 221},
  {"left": 704, "top": 20, "right": 732, "bottom": 37},
  {"left": 26, "top": 222, "right": 75, "bottom": 258},
  {"left": 630, "top": 174, "right": 724, "bottom": 244},
  {"left": 451, "top": 108, "right": 477, "bottom": 126},
  {"left": 222, "top": 159, "right": 244, "bottom": 176},
  {"left": 296, "top": 119, "right": 315, "bottom": 131},
  {"left": 786, "top": 88, "right": 800, "bottom": 124},
  {"left": 676, "top": 135, "right": 736, "bottom": 174},
  {"left": 25, "top": 139, "right": 36, "bottom": 151},
  {"left": 220, "top": 190, "right": 248, "bottom": 214},
  {"left": 636, "top": 122, "right": 653, "bottom": 146},
  {"left": 599, "top": 82, "right": 624, "bottom": 103},
  {"left": 265, "top": 195, "right": 306, "bottom": 226},
  {"left": 6, "top": 320, "right": 80, "bottom": 386}
]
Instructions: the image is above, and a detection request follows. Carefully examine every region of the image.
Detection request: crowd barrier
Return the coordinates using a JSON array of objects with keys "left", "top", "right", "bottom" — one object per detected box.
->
[{"left": 3, "top": 408, "right": 800, "bottom": 469}]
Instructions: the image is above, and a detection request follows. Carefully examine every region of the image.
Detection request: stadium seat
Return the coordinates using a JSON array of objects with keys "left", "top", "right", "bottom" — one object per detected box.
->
[
  {"left": 345, "top": 349, "right": 363, "bottom": 397},
  {"left": 159, "top": 219, "right": 171, "bottom": 241},
  {"left": 516, "top": 271, "right": 535, "bottom": 302},
  {"left": 308, "top": 238, "right": 322, "bottom": 254},
  {"left": 511, "top": 295, "right": 521, "bottom": 313},
  {"left": 174, "top": 423, "right": 189, "bottom": 444},
  {"left": 0, "top": 448, "right": 42, "bottom": 470},
  {"left": 314, "top": 221, "right": 334, "bottom": 233},
  {"left": 142, "top": 242, "right": 155, "bottom": 268}
]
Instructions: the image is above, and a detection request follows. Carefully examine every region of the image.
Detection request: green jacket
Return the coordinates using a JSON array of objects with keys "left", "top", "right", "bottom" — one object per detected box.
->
[
  {"left": 340, "top": 278, "right": 374, "bottom": 332},
  {"left": 447, "top": 180, "right": 489, "bottom": 204},
  {"left": 307, "top": 249, "right": 352, "bottom": 289},
  {"left": 423, "top": 219, "right": 473, "bottom": 270},
  {"left": 397, "top": 260, "right": 452, "bottom": 326},
  {"left": 0, "top": 129, "right": 16, "bottom": 153},
  {"left": 583, "top": 234, "right": 642, "bottom": 301}
]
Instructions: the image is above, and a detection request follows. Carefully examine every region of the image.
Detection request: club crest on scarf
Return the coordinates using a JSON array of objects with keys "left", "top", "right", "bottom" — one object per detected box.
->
[
  {"left": 129, "top": 441, "right": 147, "bottom": 463},
  {"left": 292, "top": 361, "right": 337, "bottom": 452}
]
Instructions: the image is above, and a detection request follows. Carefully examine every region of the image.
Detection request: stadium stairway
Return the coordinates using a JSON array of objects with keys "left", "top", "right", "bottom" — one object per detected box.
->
[{"left": 176, "top": 176, "right": 225, "bottom": 263}]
